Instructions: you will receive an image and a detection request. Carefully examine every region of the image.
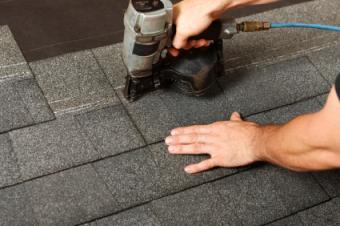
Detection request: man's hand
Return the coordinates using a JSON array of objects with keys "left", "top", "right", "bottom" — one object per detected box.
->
[
  {"left": 165, "top": 112, "right": 264, "bottom": 174},
  {"left": 169, "top": 0, "right": 225, "bottom": 56}
]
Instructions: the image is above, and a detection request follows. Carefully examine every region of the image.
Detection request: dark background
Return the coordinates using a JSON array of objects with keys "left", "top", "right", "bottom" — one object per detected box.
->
[{"left": 0, "top": 0, "right": 310, "bottom": 61}]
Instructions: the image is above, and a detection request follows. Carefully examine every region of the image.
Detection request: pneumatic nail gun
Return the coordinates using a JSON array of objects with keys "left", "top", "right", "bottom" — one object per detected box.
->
[{"left": 122, "top": 0, "right": 238, "bottom": 101}]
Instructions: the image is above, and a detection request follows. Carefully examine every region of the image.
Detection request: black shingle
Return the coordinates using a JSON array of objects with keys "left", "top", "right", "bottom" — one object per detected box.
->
[
  {"left": 151, "top": 183, "right": 241, "bottom": 226},
  {"left": 13, "top": 78, "right": 55, "bottom": 123},
  {"left": 298, "top": 198, "right": 340, "bottom": 226},
  {"left": 94, "top": 204, "right": 161, "bottom": 226},
  {"left": 117, "top": 89, "right": 180, "bottom": 144},
  {"left": 308, "top": 44, "right": 340, "bottom": 84},
  {"left": 313, "top": 170, "right": 340, "bottom": 198},
  {"left": 25, "top": 165, "right": 118, "bottom": 226},
  {"left": 29, "top": 50, "right": 120, "bottom": 115},
  {"left": 92, "top": 44, "right": 127, "bottom": 88},
  {"left": 213, "top": 165, "right": 328, "bottom": 225},
  {"left": 218, "top": 57, "right": 330, "bottom": 116},
  {"left": 76, "top": 105, "right": 145, "bottom": 158},
  {"left": 10, "top": 116, "right": 100, "bottom": 180},
  {"left": 159, "top": 84, "right": 229, "bottom": 126},
  {"left": 93, "top": 147, "right": 162, "bottom": 209},
  {"left": 0, "top": 134, "right": 21, "bottom": 188},
  {"left": 267, "top": 215, "right": 303, "bottom": 226},
  {"left": 149, "top": 143, "right": 237, "bottom": 195},
  {"left": 0, "top": 184, "right": 37, "bottom": 226}
]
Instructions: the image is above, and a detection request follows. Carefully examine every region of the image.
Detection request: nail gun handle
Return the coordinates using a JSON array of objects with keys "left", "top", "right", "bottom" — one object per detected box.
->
[{"left": 171, "top": 20, "right": 223, "bottom": 41}]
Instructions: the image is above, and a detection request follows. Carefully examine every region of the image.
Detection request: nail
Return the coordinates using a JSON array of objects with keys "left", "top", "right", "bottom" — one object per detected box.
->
[
  {"left": 165, "top": 136, "right": 172, "bottom": 145},
  {"left": 171, "top": 130, "right": 177, "bottom": 135},
  {"left": 184, "top": 166, "right": 193, "bottom": 174},
  {"left": 168, "top": 146, "right": 175, "bottom": 153}
]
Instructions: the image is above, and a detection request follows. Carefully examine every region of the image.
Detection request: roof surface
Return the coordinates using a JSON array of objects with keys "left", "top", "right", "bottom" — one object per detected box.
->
[{"left": 0, "top": 0, "right": 340, "bottom": 225}]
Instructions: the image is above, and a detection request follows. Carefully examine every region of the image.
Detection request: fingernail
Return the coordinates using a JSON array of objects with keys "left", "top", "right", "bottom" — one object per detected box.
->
[
  {"left": 165, "top": 137, "right": 172, "bottom": 145},
  {"left": 168, "top": 146, "right": 175, "bottom": 153},
  {"left": 184, "top": 166, "right": 193, "bottom": 174},
  {"left": 171, "top": 130, "right": 178, "bottom": 135}
]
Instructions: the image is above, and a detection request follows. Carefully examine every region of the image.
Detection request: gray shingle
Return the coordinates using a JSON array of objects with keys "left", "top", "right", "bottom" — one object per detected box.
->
[
  {"left": 247, "top": 98, "right": 322, "bottom": 124},
  {"left": 316, "top": 94, "right": 328, "bottom": 106},
  {"left": 0, "top": 134, "right": 21, "bottom": 188},
  {"left": 13, "top": 78, "right": 55, "bottom": 123},
  {"left": 268, "top": 166, "right": 328, "bottom": 213},
  {"left": 25, "top": 165, "right": 118, "bottom": 226},
  {"left": 262, "top": 98, "right": 321, "bottom": 124},
  {"left": 117, "top": 89, "right": 180, "bottom": 144},
  {"left": 95, "top": 205, "right": 161, "bottom": 226},
  {"left": 151, "top": 183, "right": 240, "bottom": 226},
  {"left": 0, "top": 26, "right": 32, "bottom": 81},
  {"left": 92, "top": 43, "right": 127, "bottom": 88},
  {"left": 308, "top": 44, "right": 340, "bottom": 84},
  {"left": 214, "top": 165, "right": 328, "bottom": 225},
  {"left": 313, "top": 170, "right": 340, "bottom": 198},
  {"left": 149, "top": 143, "right": 237, "bottom": 195},
  {"left": 218, "top": 57, "right": 329, "bottom": 116},
  {"left": 29, "top": 50, "right": 119, "bottom": 115},
  {"left": 0, "top": 80, "right": 34, "bottom": 133},
  {"left": 223, "top": 0, "right": 340, "bottom": 70},
  {"left": 0, "top": 184, "right": 37, "bottom": 226},
  {"left": 298, "top": 198, "right": 340, "bottom": 226},
  {"left": 213, "top": 166, "right": 289, "bottom": 226},
  {"left": 159, "top": 85, "right": 229, "bottom": 126},
  {"left": 93, "top": 147, "right": 162, "bottom": 209},
  {"left": 10, "top": 116, "right": 100, "bottom": 180},
  {"left": 267, "top": 215, "right": 303, "bottom": 226},
  {"left": 76, "top": 105, "right": 145, "bottom": 158}
]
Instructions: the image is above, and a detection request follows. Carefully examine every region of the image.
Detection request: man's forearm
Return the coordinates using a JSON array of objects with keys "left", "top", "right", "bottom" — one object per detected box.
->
[{"left": 258, "top": 97, "right": 340, "bottom": 171}]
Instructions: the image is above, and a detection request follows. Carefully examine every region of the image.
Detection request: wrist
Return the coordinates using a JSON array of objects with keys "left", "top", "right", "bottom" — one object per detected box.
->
[{"left": 254, "top": 124, "right": 282, "bottom": 162}]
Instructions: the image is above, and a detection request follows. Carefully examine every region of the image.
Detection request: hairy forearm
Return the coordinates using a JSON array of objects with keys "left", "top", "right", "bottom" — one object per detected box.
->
[{"left": 258, "top": 111, "right": 340, "bottom": 171}]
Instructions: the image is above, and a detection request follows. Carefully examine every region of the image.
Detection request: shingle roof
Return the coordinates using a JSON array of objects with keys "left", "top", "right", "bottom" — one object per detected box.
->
[{"left": 0, "top": 0, "right": 340, "bottom": 225}]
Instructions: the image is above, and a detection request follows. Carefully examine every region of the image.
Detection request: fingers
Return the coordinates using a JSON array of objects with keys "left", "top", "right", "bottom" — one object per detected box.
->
[
  {"left": 171, "top": 125, "right": 211, "bottom": 135},
  {"left": 165, "top": 134, "right": 214, "bottom": 145},
  {"left": 168, "top": 48, "right": 179, "bottom": 57},
  {"left": 173, "top": 33, "right": 188, "bottom": 49},
  {"left": 185, "top": 159, "right": 216, "bottom": 174},
  {"left": 230, "top": 112, "right": 242, "bottom": 121},
  {"left": 168, "top": 144, "right": 212, "bottom": 155}
]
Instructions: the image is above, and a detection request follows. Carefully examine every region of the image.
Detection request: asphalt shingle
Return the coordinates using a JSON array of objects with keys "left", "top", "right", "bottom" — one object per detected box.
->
[
  {"left": 308, "top": 44, "right": 340, "bottom": 84},
  {"left": 117, "top": 89, "right": 180, "bottom": 144},
  {"left": 159, "top": 84, "right": 229, "bottom": 126},
  {"left": 91, "top": 205, "right": 161, "bottom": 226},
  {"left": 267, "top": 215, "right": 303, "bottom": 226},
  {"left": 248, "top": 98, "right": 322, "bottom": 125},
  {"left": 29, "top": 50, "right": 119, "bottom": 115},
  {"left": 149, "top": 143, "right": 237, "bottom": 195},
  {"left": 151, "top": 183, "right": 240, "bottom": 226},
  {"left": 0, "top": 184, "right": 37, "bottom": 226},
  {"left": 298, "top": 198, "right": 340, "bottom": 226},
  {"left": 10, "top": 116, "right": 100, "bottom": 180},
  {"left": 76, "top": 105, "right": 145, "bottom": 158},
  {"left": 0, "top": 80, "right": 33, "bottom": 133},
  {"left": 0, "top": 26, "right": 32, "bottom": 81},
  {"left": 0, "top": 134, "right": 21, "bottom": 188},
  {"left": 213, "top": 165, "right": 328, "bottom": 225},
  {"left": 13, "top": 78, "right": 55, "bottom": 123},
  {"left": 25, "top": 165, "right": 118, "bottom": 226},
  {"left": 92, "top": 43, "right": 127, "bottom": 88},
  {"left": 218, "top": 57, "right": 329, "bottom": 116},
  {"left": 93, "top": 147, "right": 162, "bottom": 209},
  {"left": 313, "top": 170, "right": 340, "bottom": 198}
]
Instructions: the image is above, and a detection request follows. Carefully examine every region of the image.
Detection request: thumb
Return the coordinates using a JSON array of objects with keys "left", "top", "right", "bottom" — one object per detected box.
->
[
  {"left": 230, "top": 112, "right": 242, "bottom": 121},
  {"left": 172, "top": 32, "right": 188, "bottom": 49}
]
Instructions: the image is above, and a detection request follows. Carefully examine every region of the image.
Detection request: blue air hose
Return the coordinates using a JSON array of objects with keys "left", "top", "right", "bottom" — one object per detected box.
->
[{"left": 270, "top": 23, "right": 340, "bottom": 32}]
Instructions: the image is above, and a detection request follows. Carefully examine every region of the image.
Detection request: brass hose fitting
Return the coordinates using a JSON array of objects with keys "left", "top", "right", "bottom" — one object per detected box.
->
[{"left": 237, "top": 21, "right": 271, "bottom": 32}]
